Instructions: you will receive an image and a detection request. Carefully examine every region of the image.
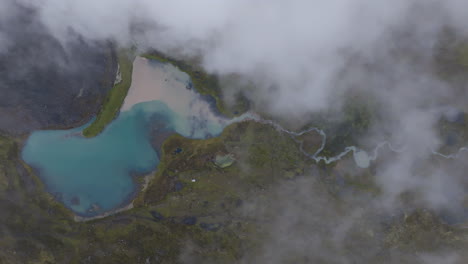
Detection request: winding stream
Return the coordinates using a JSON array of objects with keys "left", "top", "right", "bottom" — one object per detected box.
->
[{"left": 21, "top": 56, "right": 467, "bottom": 217}]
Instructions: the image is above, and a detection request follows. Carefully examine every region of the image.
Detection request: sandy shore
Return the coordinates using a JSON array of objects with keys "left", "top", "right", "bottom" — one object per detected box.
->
[
  {"left": 74, "top": 57, "right": 228, "bottom": 222},
  {"left": 74, "top": 202, "right": 135, "bottom": 222},
  {"left": 120, "top": 57, "right": 193, "bottom": 113},
  {"left": 73, "top": 171, "right": 155, "bottom": 222}
]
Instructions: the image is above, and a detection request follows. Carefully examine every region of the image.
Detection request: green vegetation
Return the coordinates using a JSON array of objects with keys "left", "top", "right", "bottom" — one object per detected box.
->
[
  {"left": 1, "top": 118, "right": 468, "bottom": 262},
  {"left": 142, "top": 51, "right": 249, "bottom": 117},
  {"left": 5, "top": 30, "right": 468, "bottom": 264},
  {"left": 385, "top": 210, "right": 460, "bottom": 251},
  {"left": 456, "top": 44, "right": 468, "bottom": 68},
  {"left": 83, "top": 49, "right": 251, "bottom": 137},
  {"left": 318, "top": 95, "right": 375, "bottom": 158},
  {"left": 433, "top": 29, "right": 468, "bottom": 80},
  {"left": 0, "top": 122, "right": 308, "bottom": 263},
  {"left": 437, "top": 112, "right": 468, "bottom": 154},
  {"left": 82, "top": 51, "right": 134, "bottom": 137},
  {"left": 295, "top": 130, "right": 323, "bottom": 156},
  {"left": 6, "top": 43, "right": 468, "bottom": 261},
  {"left": 143, "top": 121, "right": 307, "bottom": 206}
]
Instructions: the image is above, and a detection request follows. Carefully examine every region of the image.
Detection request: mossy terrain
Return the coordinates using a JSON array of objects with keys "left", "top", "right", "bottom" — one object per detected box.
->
[
  {"left": 437, "top": 112, "right": 468, "bottom": 154},
  {"left": 456, "top": 44, "right": 468, "bottom": 68},
  {"left": 143, "top": 121, "right": 308, "bottom": 209},
  {"left": 308, "top": 94, "right": 375, "bottom": 159},
  {"left": 142, "top": 51, "right": 249, "bottom": 117},
  {"left": 4, "top": 35, "right": 468, "bottom": 263},
  {"left": 294, "top": 130, "right": 323, "bottom": 156},
  {"left": 2, "top": 120, "right": 467, "bottom": 263},
  {"left": 385, "top": 210, "right": 462, "bottom": 251},
  {"left": 82, "top": 51, "right": 134, "bottom": 137},
  {"left": 434, "top": 29, "right": 468, "bottom": 83},
  {"left": 0, "top": 122, "right": 308, "bottom": 263}
]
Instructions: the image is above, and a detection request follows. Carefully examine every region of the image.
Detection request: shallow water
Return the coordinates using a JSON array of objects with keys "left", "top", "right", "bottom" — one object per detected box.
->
[
  {"left": 22, "top": 58, "right": 237, "bottom": 216},
  {"left": 23, "top": 57, "right": 462, "bottom": 217}
]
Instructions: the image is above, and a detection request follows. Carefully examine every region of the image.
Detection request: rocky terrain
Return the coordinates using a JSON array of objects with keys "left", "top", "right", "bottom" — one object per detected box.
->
[{"left": 0, "top": 2, "right": 116, "bottom": 135}]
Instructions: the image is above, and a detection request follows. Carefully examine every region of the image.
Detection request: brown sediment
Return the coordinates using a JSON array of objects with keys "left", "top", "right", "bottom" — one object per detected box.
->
[{"left": 120, "top": 56, "right": 193, "bottom": 113}]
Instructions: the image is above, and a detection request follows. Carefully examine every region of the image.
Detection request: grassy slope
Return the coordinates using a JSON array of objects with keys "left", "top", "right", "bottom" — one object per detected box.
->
[
  {"left": 0, "top": 122, "right": 308, "bottom": 263},
  {"left": 304, "top": 93, "right": 375, "bottom": 159},
  {"left": 2, "top": 121, "right": 467, "bottom": 263},
  {"left": 3, "top": 40, "right": 468, "bottom": 262},
  {"left": 82, "top": 52, "right": 133, "bottom": 137},
  {"left": 457, "top": 44, "right": 468, "bottom": 67}
]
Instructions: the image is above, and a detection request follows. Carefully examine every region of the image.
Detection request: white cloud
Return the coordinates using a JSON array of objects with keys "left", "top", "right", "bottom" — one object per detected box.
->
[{"left": 10, "top": 0, "right": 468, "bottom": 215}]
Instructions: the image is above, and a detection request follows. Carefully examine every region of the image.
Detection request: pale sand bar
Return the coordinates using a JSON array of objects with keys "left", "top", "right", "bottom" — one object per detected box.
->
[
  {"left": 120, "top": 56, "right": 232, "bottom": 134},
  {"left": 121, "top": 56, "right": 194, "bottom": 113}
]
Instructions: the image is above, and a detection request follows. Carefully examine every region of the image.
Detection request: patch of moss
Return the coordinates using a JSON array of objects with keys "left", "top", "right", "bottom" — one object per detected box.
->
[
  {"left": 385, "top": 210, "right": 461, "bottom": 252},
  {"left": 457, "top": 44, "right": 468, "bottom": 68},
  {"left": 295, "top": 130, "right": 323, "bottom": 156},
  {"left": 320, "top": 98, "right": 374, "bottom": 158},
  {"left": 139, "top": 121, "right": 312, "bottom": 231},
  {"left": 437, "top": 112, "right": 468, "bottom": 154},
  {"left": 433, "top": 29, "right": 468, "bottom": 81}
]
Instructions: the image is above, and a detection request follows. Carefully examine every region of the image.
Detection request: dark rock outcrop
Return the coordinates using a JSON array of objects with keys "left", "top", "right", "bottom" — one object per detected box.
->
[{"left": 0, "top": 1, "right": 117, "bottom": 134}]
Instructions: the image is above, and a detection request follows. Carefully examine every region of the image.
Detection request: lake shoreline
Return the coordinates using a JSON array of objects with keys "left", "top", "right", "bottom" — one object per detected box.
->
[
  {"left": 21, "top": 55, "right": 237, "bottom": 220},
  {"left": 73, "top": 170, "right": 155, "bottom": 222}
]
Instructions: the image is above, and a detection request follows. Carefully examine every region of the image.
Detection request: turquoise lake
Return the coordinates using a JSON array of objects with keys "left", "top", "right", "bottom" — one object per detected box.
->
[
  {"left": 20, "top": 57, "right": 384, "bottom": 217},
  {"left": 22, "top": 57, "right": 237, "bottom": 216}
]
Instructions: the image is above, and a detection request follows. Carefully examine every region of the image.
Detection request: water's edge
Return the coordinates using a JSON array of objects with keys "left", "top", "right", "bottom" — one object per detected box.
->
[{"left": 20, "top": 55, "right": 467, "bottom": 221}]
